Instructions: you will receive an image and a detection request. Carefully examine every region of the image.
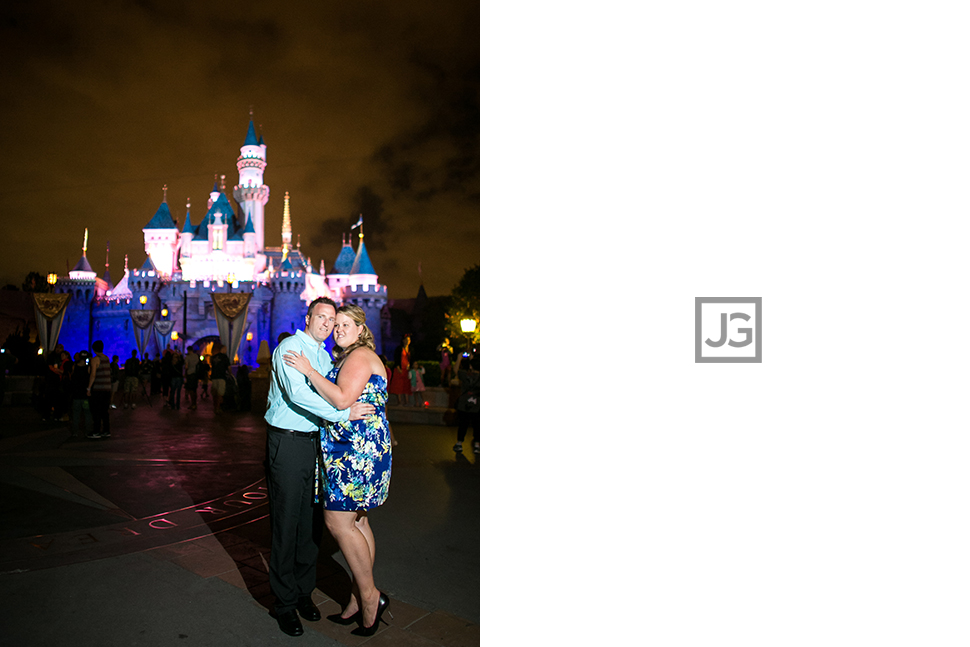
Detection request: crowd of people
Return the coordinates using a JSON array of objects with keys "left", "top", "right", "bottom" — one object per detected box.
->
[{"left": 40, "top": 340, "right": 248, "bottom": 439}]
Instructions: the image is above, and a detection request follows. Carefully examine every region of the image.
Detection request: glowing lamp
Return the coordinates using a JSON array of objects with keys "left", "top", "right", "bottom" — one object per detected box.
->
[
  {"left": 460, "top": 318, "right": 477, "bottom": 333},
  {"left": 171, "top": 331, "right": 179, "bottom": 341},
  {"left": 37, "top": 347, "right": 44, "bottom": 355},
  {"left": 46, "top": 273, "right": 57, "bottom": 285},
  {"left": 246, "top": 332, "right": 254, "bottom": 341},
  {"left": 139, "top": 295, "right": 147, "bottom": 305},
  {"left": 161, "top": 308, "right": 168, "bottom": 317}
]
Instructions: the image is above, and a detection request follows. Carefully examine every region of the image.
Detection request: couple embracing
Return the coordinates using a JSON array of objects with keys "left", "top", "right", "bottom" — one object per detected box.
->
[{"left": 265, "top": 297, "right": 392, "bottom": 637}]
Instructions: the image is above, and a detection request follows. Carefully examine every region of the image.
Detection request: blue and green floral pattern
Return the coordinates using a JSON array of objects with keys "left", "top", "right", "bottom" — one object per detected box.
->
[{"left": 316, "top": 371, "right": 392, "bottom": 510}]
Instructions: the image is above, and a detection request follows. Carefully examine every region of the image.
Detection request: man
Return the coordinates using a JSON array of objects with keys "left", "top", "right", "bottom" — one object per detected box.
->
[
  {"left": 109, "top": 355, "right": 121, "bottom": 409},
  {"left": 86, "top": 340, "right": 112, "bottom": 438},
  {"left": 184, "top": 347, "right": 200, "bottom": 410},
  {"left": 209, "top": 343, "right": 230, "bottom": 413},
  {"left": 264, "top": 297, "right": 375, "bottom": 637},
  {"left": 122, "top": 350, "right": 140, "bottom": 409}
]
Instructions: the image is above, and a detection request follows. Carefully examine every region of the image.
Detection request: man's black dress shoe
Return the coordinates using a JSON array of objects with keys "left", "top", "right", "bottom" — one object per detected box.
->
[
  {"left": 275, "top": 609, "right": 304, "bottom": 636},
  {"left": 296, "top": 597, "right": 321, "bottom": 622}
]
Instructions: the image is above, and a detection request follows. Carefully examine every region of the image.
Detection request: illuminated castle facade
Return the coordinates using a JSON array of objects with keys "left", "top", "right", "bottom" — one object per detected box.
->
[{"left": 52, "top": 119, "right": 388, "bottom": 365}]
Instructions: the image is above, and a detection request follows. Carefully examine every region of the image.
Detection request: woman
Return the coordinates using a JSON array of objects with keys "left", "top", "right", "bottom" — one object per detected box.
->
[
  {"left": 284, "top": 305, "right": 392, "bottom": 636},
  {"left": 387, "top": 334, "right": 412, "bottom": 405}
]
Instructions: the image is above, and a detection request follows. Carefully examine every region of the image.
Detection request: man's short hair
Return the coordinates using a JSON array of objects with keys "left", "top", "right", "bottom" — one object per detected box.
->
[
  {"left": 306, "top": 297, "right": 337, "bottom": 318},
  {"left": 92, "top": 340, "right": 104, "bottom": 353}
]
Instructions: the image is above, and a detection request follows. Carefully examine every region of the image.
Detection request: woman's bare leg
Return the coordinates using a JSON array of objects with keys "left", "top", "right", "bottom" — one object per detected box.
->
[{"left": 325, "top": 510, "right": 380, "bottom": 625}]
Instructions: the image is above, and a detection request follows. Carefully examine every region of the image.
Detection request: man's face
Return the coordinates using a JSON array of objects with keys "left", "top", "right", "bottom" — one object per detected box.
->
[{"left": 305, "top": 303, "right": 336, "bottom": 343}]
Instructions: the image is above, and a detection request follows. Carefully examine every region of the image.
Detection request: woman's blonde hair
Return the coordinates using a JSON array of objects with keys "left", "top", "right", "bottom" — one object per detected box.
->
[{"left": 332, "top": 304, "right": 376, "bottom": 364}]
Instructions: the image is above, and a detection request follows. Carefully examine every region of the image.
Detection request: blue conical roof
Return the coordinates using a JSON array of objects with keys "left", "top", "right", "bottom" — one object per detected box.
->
[
  {"left": 72, "top": 255, "right": 94, "bottom": 273},
  {"left": 243, "top": 214, "right": 256, "bottom": 234},
  {"left": 350, "top": 240, "right": 376, "bottom": 275},
  {"left": 181, "top": 209, "right": 195, "bottom": 234},
  {"left": 332, "top": 240, "right": 356, "bottom": 274},
  {"left": 140, "top": 255, "right": 157, "bottom": 271},
  {"left": 196, "top": 193, "right": 236, "bottom": 241},
  {"left": 244, "top": 120, "right": 259, "bottom": 146},
  {"left": 144, "top": 201, "right": 177, "bottom": 229}
]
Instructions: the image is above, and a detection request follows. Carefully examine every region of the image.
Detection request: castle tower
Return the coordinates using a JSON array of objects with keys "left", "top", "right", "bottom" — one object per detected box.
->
[
  {"left": 142, "top": 185, "right": 180, "bottom": 277},
  {"left": 57, "top": 229, "right": 97, "bottom": 352},
  {"left": 232, "top": 118, "right": 270, "bottom": 252},
  {"left": 343, "top": 225, "right": 387, "bottom": 354},
  {"left": 179, "top": 199, "right": 194, "bottom": 261},
  {"left": 269, "top": 256, "right": 307, "bottom": 343},
  {"left": 281, "top": 191, "right": 293, "bottom": 254}
]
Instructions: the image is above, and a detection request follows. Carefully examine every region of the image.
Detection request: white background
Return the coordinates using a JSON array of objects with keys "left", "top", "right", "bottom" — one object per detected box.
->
[{"left": 484, "top": 1, "right": 970, "bottom": 645}]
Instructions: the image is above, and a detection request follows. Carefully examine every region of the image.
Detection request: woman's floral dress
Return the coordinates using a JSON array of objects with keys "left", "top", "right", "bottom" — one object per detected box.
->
[{"left": 316, "top": 369, "right": 392, "bottom": 511}]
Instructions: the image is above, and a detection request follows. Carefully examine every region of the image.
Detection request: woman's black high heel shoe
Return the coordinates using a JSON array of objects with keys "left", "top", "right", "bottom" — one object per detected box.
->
[
  {"left": 350, "top": 592, "right": 390, "bottom": 636},
  {"left": 326, "top": 610, "right": 361, "bottom": 626}
]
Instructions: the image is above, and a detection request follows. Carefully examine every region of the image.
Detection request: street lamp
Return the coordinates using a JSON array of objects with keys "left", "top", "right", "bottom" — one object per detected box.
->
[
  {"left": 139, "top": 295, "right": 147, "bottom": 305},
  {"left": 460, "top": 318, "right": 477, "bottom": 355},
  {"left": 227, "top": 272, "right": 236, "bottom": 294},
  {"left": 46, "top": 273, "right": 57, "bottom": 292}
]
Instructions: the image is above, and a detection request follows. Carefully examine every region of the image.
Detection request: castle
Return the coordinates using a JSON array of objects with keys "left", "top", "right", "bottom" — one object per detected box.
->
[{"left": 50, "top": 119, "right": 388, "bottom": 366}]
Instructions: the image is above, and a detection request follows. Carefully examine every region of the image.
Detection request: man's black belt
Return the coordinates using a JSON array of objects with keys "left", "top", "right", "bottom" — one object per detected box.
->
[{"left": 268, "top": 425, "right": 317, "bottom": 438}]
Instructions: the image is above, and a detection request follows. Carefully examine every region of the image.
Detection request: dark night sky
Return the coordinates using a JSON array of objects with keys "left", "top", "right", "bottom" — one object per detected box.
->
[{"left": 0, "top": 0, "right": 479, "bottom": 298}]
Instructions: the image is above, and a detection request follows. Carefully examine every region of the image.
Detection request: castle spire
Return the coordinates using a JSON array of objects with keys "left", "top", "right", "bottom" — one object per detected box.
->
[
  {"left": 281, "top": 191, "right": 292, "bottom": 254},
  {"left": 162, "top": 184, "right": 168, "bottom": 203},
  {"left": 82, "top": 228, "right": 88, "bottom": 257}
]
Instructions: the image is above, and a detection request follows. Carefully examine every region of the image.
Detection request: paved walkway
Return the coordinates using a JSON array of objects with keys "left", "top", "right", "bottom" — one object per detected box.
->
[{"left": 0, "top": 398, "right": 479, "bottom": 646}]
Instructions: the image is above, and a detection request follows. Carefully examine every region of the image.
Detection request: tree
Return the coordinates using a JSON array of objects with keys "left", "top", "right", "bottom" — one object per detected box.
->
[
  {"left": 444, "top": 265, "right": 479, "bottom": 349},
  {"left": 21, "top": 271, "right": 44, "bottom": 293}
]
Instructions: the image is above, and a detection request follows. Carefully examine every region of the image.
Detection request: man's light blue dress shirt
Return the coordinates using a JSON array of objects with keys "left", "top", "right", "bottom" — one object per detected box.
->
[{"left": 264, "top": 329, "right": 350, "bottom": 431}]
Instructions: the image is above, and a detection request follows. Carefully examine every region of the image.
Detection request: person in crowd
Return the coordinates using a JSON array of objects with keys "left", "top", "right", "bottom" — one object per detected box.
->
[
  {"left": 160, "top": 349, "right": 173, "bottom": 400},
  {"left": 168, "top": 349, "right": 185, "bottom": 410},
  {"left": 387, "top": 334, "right": 412, "bottom": 406},
  {"left": 86, "top": 340, "right": 113, "bottom": 438},
  {"left": 122, "top": 350, "right": 140, "bottom": 409},
  {"left": 437, "top": 337, "right": 454, "bottom": 386},
  {"left": 453, "top": 356, "right": 480, "bottom": 455},
  {"left": 263, "top": 297, "right": 375, "bottom": 637},
  {"left": 236, "top": 364, "right": 251, "bottom": 412},
  {"left": 197, "top": 353, "right": 210, "bottom": 400},
  {"left": 109, "top": 355, "right": 121, "bottom": 409},
  {"left": 184, "top": 347, "right": 200, "bottom": 410},
  {"left": 209, "top": 343, "right": 230, "bottom": 414},
  {"left": 284, "top": 304, "right": 392, "bottom": 637},
  {"left": 57, "top": 349, "right": 72, "bottom": 421},
  {"left": 150, "top": 354, "right": 162, "bottom": 396},
  {"left": 408, "top": 362, "right": 426, "bottom": 407},
  {"left": 69, "top": 351, "right": 93, "bottom": 439},
  {"left": 139, "top": 353, "right": 153, "bottom": 404},
  {"left": 43, "top": 344, "right": 66, "bottom": 422}
]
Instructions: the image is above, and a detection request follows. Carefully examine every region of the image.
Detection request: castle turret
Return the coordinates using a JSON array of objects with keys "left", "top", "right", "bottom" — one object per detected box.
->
[
  {"left": 269, "top": 252, "right": 307, "bottom": 343},
  {"left": 233, "top": 118, "right": 270, "bottom": 252},
  {"left": 343, "top": 226, "right": 386, "bottom": 354},
  {"left": 57, "top": 229, "right": 98, "bottom": 352},
  {"left": 281, "top": 191, "right": 293, "bottom": 254},
  {"left": 179, "top": 199, "right": 194, "bottom": 261},
  {"left": 143, "top": 185, "right": 179, "bottom": 277},
  {"left": 243, "top": 214, "right": 257, "bottom": 258}
]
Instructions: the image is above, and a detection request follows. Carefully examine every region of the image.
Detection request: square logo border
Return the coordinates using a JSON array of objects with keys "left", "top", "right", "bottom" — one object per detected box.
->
[{"left": 695, "top": 297, "right": 762, "bottom": 363}]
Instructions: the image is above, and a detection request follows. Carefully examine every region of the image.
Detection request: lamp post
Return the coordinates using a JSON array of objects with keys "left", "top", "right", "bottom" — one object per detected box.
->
[
  {"left": 46, "top": 273, "right": 57, "bottom": 292},
  {"left": 460, "top": 318, "right": 477, "bottom": 356},
  {"left": 227, "top": 272, "right": 236, "bottom": 294}
]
